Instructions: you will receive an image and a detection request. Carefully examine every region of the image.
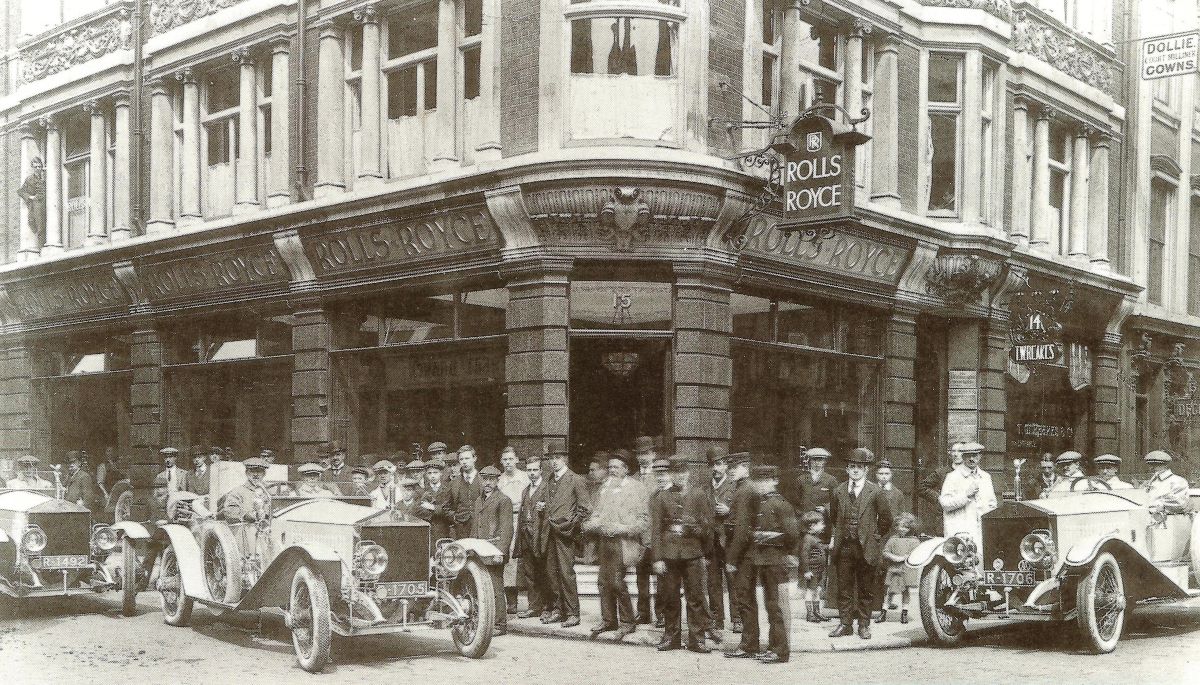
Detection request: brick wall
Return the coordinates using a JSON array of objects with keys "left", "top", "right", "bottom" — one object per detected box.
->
[
  {"left": 897, "top": 42, "right": 920, "bottom": 212},
  {"left": 292, "top": 305, "right": 332, "bottom": 462},
  {"left": 500, "top": 0, "right": 539, "bottom": 157},
  {"left": 0, "top": 344, "right": 33, "bottom": 460},
  {"left": 129, "top": 329, "right": 163, "bottom": 462},
  {"left": 707, "top": 0, "right": 745, "bottom": 156}
]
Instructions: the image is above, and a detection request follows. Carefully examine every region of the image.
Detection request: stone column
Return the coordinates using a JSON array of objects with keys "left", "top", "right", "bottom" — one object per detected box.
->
[
  {"left": 843, "top": 20, "right": 869, "bottom": 120},
  {"left": 146, "top": 77, "right": 176, "bottom": 233},
  {"left": 778, "top": 1, "right": 803, "bottom": 117},
  {"left": 1029, "top": 107, "right": 1051, "bottom": 250},
  {"left": 234, "top": 48, "right": 260, "bottom": 214},
  {"left": 111, "top": 91, "right": 132, "bottom": 240},
  {"left": 1092, "top": 336, "right": 1121, "bottom": 456},
  {"left": 315, "top": 19, "right": 346, "bottom": 198},
  {"left": 0, "top": 344, "right": 34, "bottom": 462},
  {"left": 292, "top": 304, "right": 332, "bottom": 462},
  {"left": 17, "top": 123, "right": 41, "bottom": 260},
  {"left": 504, "top": 263, "right": 571, "bottom": 460},
  {"left": 42, "top": 116, "right": 63, "bottom": 255},
  {"left": 1068, "top": 125, "right": 1091, "bottom": 260},
  {"left": 129, "top": 328, "right": 164, "bottom": 463},
  {"left": 884, "top": 309, "right": 918, "bottom": 493},
  {"left": 475, "top": 0, "right": 502, "bottom": 162},
  {"left": 268, "top": 37, "right": 292, "bottom": 207},
  {"left": 1089, "top": 133, "right": 1111, "bottom": 268},
  {"left": 177, "top": 69, "right": 201, "bottom": 224},
  {"left": 431, "top": 0, "right": 459, "bottom": 169},
  {"left": 86, "top": 101, "right": 108, "bottom": 245},
  {"left": 1009, "top": 96, "right": 1031, "bottom": 245},
  {"left": 672, "top": 266, "right": 734, "bottom": 458},
  {"left": 356, "top": 5, "right": 383, "bottom": 184},
  {"left": 870, "top": 33, "right": 900, "bottom": 207},
  {"left": 961, "top": 51, "right": 982, "bottom": 224}
]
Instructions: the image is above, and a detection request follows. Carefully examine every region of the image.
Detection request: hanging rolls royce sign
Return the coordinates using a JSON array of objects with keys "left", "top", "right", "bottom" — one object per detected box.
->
[{"left": 777, "top": 111, "right": 869, "bottom": 232}]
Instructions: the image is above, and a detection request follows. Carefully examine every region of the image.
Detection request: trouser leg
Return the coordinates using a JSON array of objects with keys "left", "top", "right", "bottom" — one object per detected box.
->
[
  {"left": 683, "top": 557, "right": 709, "bottom": 646},
  {"left": 491, "top": 566, "right": 507, "bottom": 628},
  {"left": 760, "top": 565, "right": 789, "bottom": 661},
  {"left": 598, "top": 540, "right": 619, "bottom": 627},
  {"left": 835, "top": 540, "right": 862, "bottom": 626},
  {"left": 661, "top": 560, "right": 683, "bottom": 645},
  {"left": 549, "top": 533, "right": 579, "bottom": 617},
  {"left": 736, "top": 564, "right": 760, "bottom": 653},
  {"left": 856, "top": 560, "right": 879, "bottom": 625},
  {"left": 636, "top": 553, "right": 652, "bottom": 617},
  {"left": 706, "top": 540, "right": 726, "bottom": 626},
  {"left": 612, "top": 541, "right": 635, "bottom": 626}
]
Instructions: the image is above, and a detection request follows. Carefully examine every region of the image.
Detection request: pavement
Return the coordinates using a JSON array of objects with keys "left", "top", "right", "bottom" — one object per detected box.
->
[{"left": 506, "top": 584, "right": 928, "bottom": 652}]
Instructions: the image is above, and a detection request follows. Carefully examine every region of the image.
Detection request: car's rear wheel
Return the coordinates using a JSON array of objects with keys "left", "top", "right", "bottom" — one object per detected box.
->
[
  {"left": 919, "top": 563, "right": 966, "bottom": 646},
  {"left": 1076, "top": 552, "right": 1125, "bottom": 653},
  {"left": 121, "top": 538, "right": 138, "bottom": 617},
  {"left": 289, "top": 565, "right": 332, "bottom": 673},
  {"left": 450, "top": 559, "right": 495, "bottom": 658},
  {"left": 113, "top": 490, "right": 132, "bottom": 523},
  {"left": 200, "top": 523, "right": 243, "bottom": 604},
  {"left": 158, "top": 546, "right": 193, "bottom": 627}
]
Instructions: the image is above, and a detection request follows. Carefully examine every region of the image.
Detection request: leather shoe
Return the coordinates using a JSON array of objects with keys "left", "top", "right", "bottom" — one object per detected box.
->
[
  {"left": 687, "top": 644, "right": 712, "bottom": 654},
  {"left": 635, "top": 613, "right": 652, "bottom": 625},
  {"left": 758, "top": 652, "right": 787, "bottom": 664},
  {"left": 589, "top": 624, "right": 616, "bottom": 639},
  {"left": 723, "top": 649, "right": 756, "bottom": 659},
  {"left": 828, "top": 623, "right": 854, "bottom": 638},
  {"left": 875, "top": 610, "right": 887, "bottom": 624},
  {"left": 706, "top": 628, "right": 723, "bottom": 644},
  {"left": 517, "top": 610, "right": 539, "bottom": 619},
  {"left": 493, "top": 624, "right": 508, "bottom": 636},
  {"left": 543, "top": 610, "right": 564, "bottom": 624},
  {"left": 654, "top": 616, "right": 665, "bottom": 629},
  {"left": 657, "top": 641, "right": 682, "bottom": 652},
  {"left": 857, "top": 623, "right": 872, "bottom": 640},
  {"left": 614, "top": 624, "right": 636, "bottom": 639},
  {"left": 562, "top": 616, "right": 580, "bottom": 628},
  {"left": 731, "top": 622, "right": 743, "bottom": 634}
]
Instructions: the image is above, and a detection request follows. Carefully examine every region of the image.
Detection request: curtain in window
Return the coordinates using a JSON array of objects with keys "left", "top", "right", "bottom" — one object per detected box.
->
[
  {"left": 654, "top": 20, "right": 672, "bottom": 76},
  {"left": 573, "top": 19, "right": 595, "bottom": 73}
]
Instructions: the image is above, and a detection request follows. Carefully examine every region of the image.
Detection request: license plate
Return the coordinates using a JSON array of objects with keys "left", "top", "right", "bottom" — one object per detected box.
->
[
  {"left": 984, "top": 570, "right": 1037, "bottom": 587},
  {"left": 374, "top": 581, "right": 429, "bottom": 599},
  {"left": 32, "top": 554, "right": 91, "bottom": 570}
]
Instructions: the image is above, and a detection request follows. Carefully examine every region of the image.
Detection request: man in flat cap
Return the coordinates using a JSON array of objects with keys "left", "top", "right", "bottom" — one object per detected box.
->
[
  {"left": 1094, "top": 454, "right": 1133, "bottom": 490},
  {"left": 369, "top": 460, "right": 399, "bottom": 509},
  {"left": 632, "top": 436, "right": 661, "bottom": 625},
  {"left": 65, "top": 451, "right": 101, "bottom": 511},
  {"left": 726, "top": 464, "right": 797, "bottom": 663},
  {"left": 451, "top": 445, "right": 483, "bottom": 537},
  {"left": 405, "top": 458, "right": 427, "bottom": 494},
  {"left": 938, "top": 442, "right": 995, "bottom": 549},
  {"left": 221, "top": 457, "right": 272, "bottom": 524},
  {"left": 349, "top": 465, "right": 374, "bottom": 497},
  {"left": 1032, "top": 453, "right": 1060, "bottom": 499},
  {"left": 828, "top": 448, "right": 893, "bottom": 640},
  {"left": 539, "top": 442, "right": 591, "bottom": 628},
  {"left": 295, "top": 463, "right": 336, "bottom": 498},
  {"left": 1047, "top": 451, "right": 1086, "bottom": 495},
  {"left": 582, "top": 449, "right": 647, "bottom": 639},
  {"left": 159, "top": 447, "right": 194, "bottom": 495},
  {"left": 794, "top": 447, "right": 838, "bottom": 543},
  {"left": 651, "top": 456, "right": 713, "bottom": 653},
  {"left": 418, "top": 459, "right": 457, "bottom": 541},
  {"left": 1143, "top": 451, "right": 1192, "bottom": 515},
  {"left": 473, "top": 465, "right": 514, "bottom": 634},
  {"left": 702, "top": 445, "right": 737, "bottom": 631}
]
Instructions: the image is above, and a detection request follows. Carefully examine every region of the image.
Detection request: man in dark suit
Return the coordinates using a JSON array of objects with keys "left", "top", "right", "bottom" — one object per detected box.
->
[
  {"left": 919, "top": 443, "right": 964, "bottom": 511},
  {"left": 538, "top": 444, "right": 591, "bottom": 628},
  {"left": 702, "top": 445, "right": 737, "bottom": 630},
  {"left": 472, "top": 465, "right": 514, "bottom": 634},
  {"left": 514, "top": 455, "right": 554, "bottom": 620},
  {"left": 828, "top": 448, "right": 893, "bottom": 640},
  {"left": 64, "top": 451, "right": 101, "bottom": 512},
  {"left": 631, "top": 436, "right": 661, "bottom": 624},
  {"left": 651, "top": 456, "right": 713, "bottom": 652},
  {"left": 417, "top": 459, "right": 456, "bottom": 542},
  {"left": 451, "top": 446, "right": 483, "bottom": 537},
  {"left": 722, "top": 452, "right": 753, "bottom": 634}
]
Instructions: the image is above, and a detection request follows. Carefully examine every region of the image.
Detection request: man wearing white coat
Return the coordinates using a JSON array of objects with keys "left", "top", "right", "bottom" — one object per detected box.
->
[{"left": 938, "top": 442, "right": 996, "bottom": 561}]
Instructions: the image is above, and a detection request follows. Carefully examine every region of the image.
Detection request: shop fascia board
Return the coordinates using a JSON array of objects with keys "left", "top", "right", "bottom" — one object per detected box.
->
[{"left": 1007, "top": 246, "right": 1140, "bottom": 299}]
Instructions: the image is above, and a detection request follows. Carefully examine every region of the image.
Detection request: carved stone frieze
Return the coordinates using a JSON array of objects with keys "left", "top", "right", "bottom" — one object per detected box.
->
[
  {"left": 523, "top": 186, "right": 721, "bottom": 252},
  {"left": 147, "top": 0, "right": 248, "bottom": 37},
  {"left": 1011, "top": 9, "right": 1117, "bottom": 98},
  {"left": 918, "top": 0, "right": 1013, "bottom": 21},
  {"left": 924, "top": 252, "right": 1004, "bottom": 307},
  {"left": 18, "top": 9, "right": 133, "bottom": 85}
]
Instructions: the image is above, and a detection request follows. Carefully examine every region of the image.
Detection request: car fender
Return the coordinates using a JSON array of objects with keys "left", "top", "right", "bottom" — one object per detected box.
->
[
  {"left": 154, "top": 523, "right": 215, "bottom": 604},
  {"left": 906, "top": 537, "right": 947, "bottom": 569},
  {"left": 454, "top": 537, "right": 506, "bottom": 564},
  {"left": 112, "top": 521, "right": 152, "bottom": 541},
  {"left": 234, "top": 542, "right": 345, "bottom": 612},
  {"left": 0, "top": 529, "right": 8, "bottom": 544},
  {"left": 1060, "top": 534, "right": 1190, "bottom": 602}
]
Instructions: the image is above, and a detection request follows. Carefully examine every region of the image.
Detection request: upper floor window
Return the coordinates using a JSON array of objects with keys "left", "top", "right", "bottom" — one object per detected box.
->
[
  {"left": 203, "top": 66, "right": 241, "bottom": 217},
  {"left": 1034, "top": 0, "right": 1113, "bottom": 44},
  {"left": 19, "top": 0, "right": 111, "bottom": 37},
  {"left": 1189, "top": 192, "right": 1200, "bottom": 315},
  {"left": 926, "top": 52, "right": 962, "bottom": 215},
  {"left": 1148, "top": 178, "right": 1174, "bottom": 306}
]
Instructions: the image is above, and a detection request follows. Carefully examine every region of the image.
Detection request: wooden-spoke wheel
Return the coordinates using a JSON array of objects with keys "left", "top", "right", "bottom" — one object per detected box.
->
[{"left": 158, "top": 546, "right": 193, "bottom": 627}]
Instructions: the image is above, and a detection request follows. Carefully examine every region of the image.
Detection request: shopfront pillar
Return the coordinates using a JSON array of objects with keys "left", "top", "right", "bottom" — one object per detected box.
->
[
  {"left": 672, "top": 267, "right": 733, "bottom": 458},
  {"left": 0, "top": 344, "right": 34, "bottom": 461},
  {"left": 129, "top": 329, "right": 164, "bottom": 461},
  {"left": 292, "top": 305, "right": 333, "bottom": 463},
  {"left": 883, "top": 309, "right": 918, "bottom": 486},
  {"left": 1092, "top": 336, "right": 1121, "bottom": 456},
  {"left": 945, "top": 317, "right": 1007, "bottom": 471},
  {"left": 504, "top": 266, "right": 570, "bottom": 460}
]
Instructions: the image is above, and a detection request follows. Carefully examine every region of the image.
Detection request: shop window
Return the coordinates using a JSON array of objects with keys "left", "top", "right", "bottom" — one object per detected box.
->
[
  {"left": 459, "top": 288, "right": 509, "bottom": 337},
  {"left": 569, "top": 281, "right": 673, "bottom": 330},
  {"left": 778, "top": 300, "right": 835, "bottom": 349},
  {"left": 165, "top": 314, "right": 293, "bottom": 365},
  {"left": 732, "top": 291, "right": 883, "bottom": 356},
  {"left": 35, "top": 334, "right": 130, "bottom": 378},
  {"left": 731, "top": 293, "right": 772, "bottom": 342},
  {"left": 1149, "top": 178, "right": 1173, "bottom": 306},
  {"left": 926, "top": 53, "right": 962, "bottom": 215},
  {"left": 340, "top": 288, "right": 508, "bottom": 349},
  {"left": 1190, "top": 194, "right": 1200, "bottom": 315}
]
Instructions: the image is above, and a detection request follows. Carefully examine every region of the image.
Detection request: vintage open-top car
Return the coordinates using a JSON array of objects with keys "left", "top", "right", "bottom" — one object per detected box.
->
[
  {"left": 0, "top": 476, "right": 140, "bottom": 615},
  {"left": 908, "top": 483, "right": 1200, "bottom": 653},
  {"left": 154, "top": 461, "right": 500, "bottom": 672}
]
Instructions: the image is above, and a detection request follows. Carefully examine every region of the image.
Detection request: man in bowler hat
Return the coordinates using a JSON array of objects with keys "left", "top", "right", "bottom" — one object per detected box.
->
[{"left": 828, "top": 448, "right": 893, "bottom": 640}]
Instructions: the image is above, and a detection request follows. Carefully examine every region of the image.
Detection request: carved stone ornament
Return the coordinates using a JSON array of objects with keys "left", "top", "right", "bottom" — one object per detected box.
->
[
  {"left": 1011, "top": 9, "right": 1116, "bottom": 97},
  {"left": 19, "top": 9, "right": 133, "bottom": 85},
  {"left": 918, "top": 0, "right": 1013, "bottom": 22},
  {"left": 148, "top": 0, "right": 248, "bottom": 37},
  {"left": 523, "top": 186, "right": 720, "bottom": 252},
  {"left": 924, "top": 253, "right": 1003, "bottom": 307}
]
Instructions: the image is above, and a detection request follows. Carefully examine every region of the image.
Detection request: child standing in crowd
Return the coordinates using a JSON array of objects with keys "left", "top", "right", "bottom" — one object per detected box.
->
[
  {"left": 878, "top": 513, "right": 920, "bottom": 623},
  {"left": 798, "top": 511, "right": 830, "bottom": 623}
]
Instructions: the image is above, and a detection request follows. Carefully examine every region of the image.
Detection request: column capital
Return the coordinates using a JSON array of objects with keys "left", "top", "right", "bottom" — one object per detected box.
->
[
  {"left": 270, "top": 35, "right": 292, "bottom": 53},
  {"left": 846, "top": 18, "right": 872, "bottom": 38},
  {"left": 83, "top": 99, "right": 105, "bottom": 116},
  {"left": 110, "top": 88, "right": 132, "bottom": 107},
  {"left": 352, "top": 4, "right": 380, "bottom": 24},
  {"left": 1091, "top": 129, "right": 1114, "bottom": 147},
  {"left": 38, "top": 114, "right": 58, "bottom": 131},
  {"left": 173, "top": 68, "right": 195, "bottom": 84},
  {"left": 17, "top": 120, "right": 39, "bottom": 138},
  {"left": 1075, "top": 124, "right": 1095, "bottom": 139},
  {"left": 231, "top": 46, "right": 257, "bottom": 66},
  {"left": 875, "top": 29, "right": 902, "bottom": 52},
  {"left": 315, "top": 17, "right": 345, "bottom": 38},
  {"left": 1013, "top": 94, "right": 1033, "bottom": 111},
  {"left": 1035, "top": 104, "right": 1055, "bottom": 121}
]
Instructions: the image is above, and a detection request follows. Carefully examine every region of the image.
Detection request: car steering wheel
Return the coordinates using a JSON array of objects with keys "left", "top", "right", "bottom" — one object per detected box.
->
[{"left": 1069, "top": 476, "right": 1113, "bottom": 492}]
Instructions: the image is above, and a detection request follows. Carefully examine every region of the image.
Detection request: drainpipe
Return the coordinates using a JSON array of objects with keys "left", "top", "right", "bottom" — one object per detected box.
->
[
  {"left": 131, "top": 0, "right": 145, "bottom": 232},
  {"left": 294, "top": 0, "right": 310, "bottom": 200}
]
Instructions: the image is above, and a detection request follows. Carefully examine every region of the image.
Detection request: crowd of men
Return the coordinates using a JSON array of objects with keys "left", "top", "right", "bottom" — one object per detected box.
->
[{"left": 2, "top": 434, "right": 1194, "bottom": 664}]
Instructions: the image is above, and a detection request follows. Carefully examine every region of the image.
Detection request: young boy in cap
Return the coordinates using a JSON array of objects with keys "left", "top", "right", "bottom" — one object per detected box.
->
[
  {"left": 473, "top": 465, "right": 514, "bottom": 634},
  {"left": 725, "top": 464, "right": 797, "bottom": 663},
  {"left": 829, "top": 448, "right": 893, "bottom": 640},
  {"left": 797, "top": 511, "right": 828, "bottom": 623},
  {"left": 418, "top": 458, "right": 456, "bottom": 541},
  {"left": 1143, "top": 451, "right": 1192, "bottom": 515},
  {"left": 369, "top": 460, "right": 399, "bottom": 509},
  {"left": 1094, "top": 454, "right": 1132, "bottom": 489},
  {"left": 349, "top": 465, "right": 374, "bottom": 497},
  {"left": 650, "top": 456, "right": 714, "bottom": 653}
]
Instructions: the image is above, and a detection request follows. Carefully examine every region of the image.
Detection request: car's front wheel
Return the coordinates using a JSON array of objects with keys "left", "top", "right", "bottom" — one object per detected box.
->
[
  {"left": 919, "top": 563, "right": 966, "bottom": 646},
  {"left": 157, "top": 546, "right": 193, "bottom": 627},
  {"left": 1076, "top": 551, "right": 1125, "bottom": 653},
  {"left": 200, "top": 523, "right": 243, "bottom": 604},
  {"left": 289, "top": 565, "right": 332, "bottom": 673},
  {"left": 450, "top": 559, "right": 496, "bottom": 658},
  {"left": 121, "top": 538, "right": 138, "bottom": 617}
]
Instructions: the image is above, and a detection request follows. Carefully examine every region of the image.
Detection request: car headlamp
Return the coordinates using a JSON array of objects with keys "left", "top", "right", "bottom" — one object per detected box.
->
[
  {"left": 355, "top": 542, "right": 389, "bottom": 577},
  {"left": 1019, "top": 530, "right": 1056, "bottom": 567},
  {"left": 91, "top": 525, "right": 119, "bottom": 552},
  {"left": 437, "top": 542, "right": 468, "bottom": 574},
  {"left": 942, "top": 534, "right": 977, "bottom": 567},
  {"left": 22, "top": 525, "right": 48, "bottom": 554}
]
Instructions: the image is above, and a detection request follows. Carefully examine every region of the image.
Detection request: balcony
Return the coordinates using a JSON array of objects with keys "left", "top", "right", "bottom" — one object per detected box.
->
[
  {"left": 1010, "top": 3, "right": 1121, "bottom": 99},
  {"left": 16, "top": 1, "right": 136, "bottom": 87}
]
